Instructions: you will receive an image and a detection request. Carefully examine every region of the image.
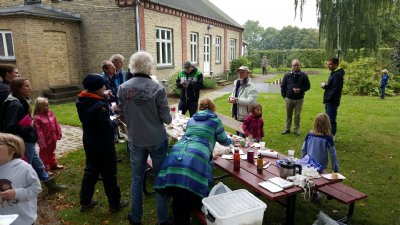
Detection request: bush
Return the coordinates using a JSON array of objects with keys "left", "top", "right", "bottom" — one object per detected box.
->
[
  {"left": 203, "top": 78, "right": 217, "bottom": 89},
  {"left": 343, "top": 57, "right": 380, "bottom": 96},
  {"left": 168, "top": 72, "right": 181, "bottom": 96},
  {"left": 230, "top": 57, "right": 252, "bottom": 74},
  {"left": 389, "top": 82, "right": 400, "bottom": 94}
]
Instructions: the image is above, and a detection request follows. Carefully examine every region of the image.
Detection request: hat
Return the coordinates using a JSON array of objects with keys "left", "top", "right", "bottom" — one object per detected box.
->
[
  {"left": 183, "top": 61, "right": 193, "bottom": 69},
  {"left": 82, "top": 74, "right": 105, "bottom": 91},
  {"left": 236, "top": 65, "right": 250, "bottom": 73}
]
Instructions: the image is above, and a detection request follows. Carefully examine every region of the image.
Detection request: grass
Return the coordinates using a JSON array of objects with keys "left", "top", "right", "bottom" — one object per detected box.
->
[{"left": 51, "top": 69, "right": 400, "bottom": 225}]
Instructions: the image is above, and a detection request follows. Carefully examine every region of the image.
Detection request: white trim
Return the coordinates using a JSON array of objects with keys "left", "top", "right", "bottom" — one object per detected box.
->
[
  {"left": 0, "top": 31, "right": 15, "bottom": 60},
  {"left": 156, "top": 27, "right": 173, "bottom": 66},
  {"left": 215, "top": 36, "right": 221, "bottom": 63},
  {"left": 190, "top": 32, "right": 198, "bottom": 64},
  {"left": 229, "top": 38, "right": 236, "bottom": 61}
]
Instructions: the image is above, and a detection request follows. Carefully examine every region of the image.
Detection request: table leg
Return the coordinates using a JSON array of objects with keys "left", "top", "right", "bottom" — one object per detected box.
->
[{"left": 286, "top": 194, "right": 296, "bottom": 225}]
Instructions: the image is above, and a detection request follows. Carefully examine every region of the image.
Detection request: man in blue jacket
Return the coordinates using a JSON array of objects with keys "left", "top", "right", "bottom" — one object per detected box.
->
[{"left": 321, "top": 58, "right": 345, "bottom": 137}]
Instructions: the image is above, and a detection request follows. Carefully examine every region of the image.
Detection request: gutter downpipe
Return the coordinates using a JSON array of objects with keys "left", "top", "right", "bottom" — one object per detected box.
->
[{"left": 135, "top": 0, "right": 141, "bottom": 51}]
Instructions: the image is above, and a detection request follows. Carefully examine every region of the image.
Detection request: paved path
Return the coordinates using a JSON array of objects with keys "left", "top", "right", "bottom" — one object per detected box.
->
[{"left": 54, "top": 74, "right": 280, "bottom": 157}]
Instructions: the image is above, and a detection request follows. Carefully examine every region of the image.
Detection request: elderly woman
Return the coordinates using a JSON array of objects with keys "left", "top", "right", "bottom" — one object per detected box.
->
[
  {"left": 155, "top": 98, "right": 233, "bottom": 225},
  {"left": 117, "top": 51, "right": 172, "bottom": 225},
  {"left": 1, "top": 77, "right": 66, "bottom": 194}
]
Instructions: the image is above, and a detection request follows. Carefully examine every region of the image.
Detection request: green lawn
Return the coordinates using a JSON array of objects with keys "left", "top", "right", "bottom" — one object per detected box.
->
[{"left": 51, "top": 70, "right": 400, "bottom": 224}]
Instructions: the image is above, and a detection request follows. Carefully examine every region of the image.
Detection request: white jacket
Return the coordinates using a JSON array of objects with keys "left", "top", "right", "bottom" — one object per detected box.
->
[
  {"left": 230, "top": 78, "right": 258, "bottom": 121},
  {"left": 0, "top": 159, "right": 42, "bottom": 225}
]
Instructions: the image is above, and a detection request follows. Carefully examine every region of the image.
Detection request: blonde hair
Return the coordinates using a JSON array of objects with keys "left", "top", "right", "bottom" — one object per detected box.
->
[
  {"left": 382, "top": 69, "right": 388, "bottom": 74},
  {"left": 198, "top": 98, "right": 216, "bottom": 112},
  {"left": 312, "top": 113, "right": 332, "bottom": 136},
  {"left": 34, "top": 97, "right": 49, "bottom": 115},
  {"left": 0, "top": 133, "right": 25, "bottom": 159}
]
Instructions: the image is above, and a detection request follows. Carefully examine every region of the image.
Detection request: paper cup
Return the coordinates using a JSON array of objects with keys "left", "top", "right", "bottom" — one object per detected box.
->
[{"left": 288, "top": 150, "right": 295, "bottom": 159}]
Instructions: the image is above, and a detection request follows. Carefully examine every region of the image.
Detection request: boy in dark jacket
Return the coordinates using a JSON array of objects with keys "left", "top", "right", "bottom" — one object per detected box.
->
[
  {"left": 76, "top": 74, "right": 127, "bottom": 213},
  {"left": 176, "top": 61, "right": 204, "bottom": 117},
  {"left": 321, "top": 58, "right": 345, "bottom": 136}
]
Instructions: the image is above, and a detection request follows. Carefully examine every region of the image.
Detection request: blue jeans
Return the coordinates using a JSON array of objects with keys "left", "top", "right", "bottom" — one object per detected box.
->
[
  {"left": 325, "top": 103, "right": 339, "bottom": 136},
  {"left": 25, "top": 142, "right": 50, "bottom": 181},
  {"left": 128, "top": 140, "right": 169, "bottom": 223},
  {"left": 380, "top": 86, "right": 386, "bottom": 99}
]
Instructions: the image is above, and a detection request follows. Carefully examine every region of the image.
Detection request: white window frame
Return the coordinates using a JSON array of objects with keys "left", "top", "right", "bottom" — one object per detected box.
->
[
  {"left": 0, "top": 31, "right": 15, "bottom": 60},
  {"left": 190, "top": 32, "right": 198, "bottom": 64},
  {"left": 215, "top": 36, "right": 221, "bottom": 63},
  {"left": 156, "top": 28, "right": 173, "bottom": 66},
  {"left": 229, "top": 38, "right": 236, "bottom": 61}
]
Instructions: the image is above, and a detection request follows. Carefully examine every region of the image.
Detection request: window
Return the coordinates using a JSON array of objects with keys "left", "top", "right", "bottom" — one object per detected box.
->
[
  {"left": 156, "top": 28, "right": 173, "bottom": 66},
  {"left": 190, "top": 32, "right": 198, "bottom": 64},
  {"left": 215, "top": 36, "right": 221, "bottom": 63},
  {"left": 0, "top": 31, "right": 15, "bottom": 60},
  {"left": 229, "top": 38, "right": 236, "bottom": 61}
]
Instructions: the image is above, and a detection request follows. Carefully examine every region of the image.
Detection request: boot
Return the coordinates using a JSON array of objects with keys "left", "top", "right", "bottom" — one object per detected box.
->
[{"left": 44, "top": 177, "right": 67, "bottom": 195}]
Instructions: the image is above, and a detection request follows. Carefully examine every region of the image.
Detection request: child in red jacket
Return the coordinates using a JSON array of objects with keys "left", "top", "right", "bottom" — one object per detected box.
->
[
  {"left": 33, "top": 97, "right": 63, "bottom": 171},
  {"left": 242, "top": 103, "right": 264, "bottom": 142}
]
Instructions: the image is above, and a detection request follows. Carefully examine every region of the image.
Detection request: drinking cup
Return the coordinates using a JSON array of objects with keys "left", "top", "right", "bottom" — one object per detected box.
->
[
  {"left": 247, "top": 150, "right": 255, "bottom": 164},
  {"left": 288, "top": 150, "right": 295, "bottom": 159}
]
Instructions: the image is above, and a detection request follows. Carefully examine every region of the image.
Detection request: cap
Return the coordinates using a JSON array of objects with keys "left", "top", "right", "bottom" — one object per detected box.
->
[
  {"left": 236, "top": 65, "right": 250, "bottom": 73},
  {"left": 82, "top": 73, "right": 105, "bottom": 91},
  {"left": 183, "top": 61, "right": 193, "bottom": 69}
]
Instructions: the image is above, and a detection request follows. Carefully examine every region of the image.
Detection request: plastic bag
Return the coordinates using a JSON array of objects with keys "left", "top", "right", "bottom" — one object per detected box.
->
[{"left": 296, "top": 154, "right": 323, "bottom": 172}]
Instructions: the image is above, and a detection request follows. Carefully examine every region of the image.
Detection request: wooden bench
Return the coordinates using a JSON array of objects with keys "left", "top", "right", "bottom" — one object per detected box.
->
[{"left": 317, "top": 182, "right": 367, "bottom": 224}]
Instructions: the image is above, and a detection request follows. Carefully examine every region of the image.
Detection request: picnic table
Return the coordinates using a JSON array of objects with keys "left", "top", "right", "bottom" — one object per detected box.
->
[{"left": 161, "top": 113, "right": 366, "bottom": 225}]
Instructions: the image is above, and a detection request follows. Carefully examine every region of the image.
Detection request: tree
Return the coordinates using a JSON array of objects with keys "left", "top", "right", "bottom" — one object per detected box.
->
[
  {"left": 294, "top": 0, "right": 400, "bottom": 58},
  {"left": 243, "top": 20, "right": 265, "bottom": 51}
]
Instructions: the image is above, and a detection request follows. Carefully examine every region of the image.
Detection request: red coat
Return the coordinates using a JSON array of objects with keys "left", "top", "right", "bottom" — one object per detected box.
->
[
  {"left": 242, "top": 113, "right": 264, "bottom": 139},
  {"left": 33, "top": 110, "right": 62, "bottom": 150}
]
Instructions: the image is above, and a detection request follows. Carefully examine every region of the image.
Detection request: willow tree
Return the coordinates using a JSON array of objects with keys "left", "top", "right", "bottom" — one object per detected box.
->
[{"left": 294, "top": 0, "right": 400, "bottom": 58}]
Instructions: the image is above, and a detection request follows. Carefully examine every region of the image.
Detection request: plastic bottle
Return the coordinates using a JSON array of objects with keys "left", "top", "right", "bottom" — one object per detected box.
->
[
  {"left": 257, "top": 154, "right": 263, "bottom": 174},
  {"left": 233, "top": 148, "right": 240, "bottom": 171}
]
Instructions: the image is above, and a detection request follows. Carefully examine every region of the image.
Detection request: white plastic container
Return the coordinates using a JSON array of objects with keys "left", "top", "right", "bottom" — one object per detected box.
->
[{"left": 202, "top": 189, "right": 267, "bottom": 225}]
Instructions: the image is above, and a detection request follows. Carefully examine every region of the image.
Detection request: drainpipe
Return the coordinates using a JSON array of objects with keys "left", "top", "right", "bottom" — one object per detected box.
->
[{"left": 135, "top": 0, "right": 141, "bottom": 51}]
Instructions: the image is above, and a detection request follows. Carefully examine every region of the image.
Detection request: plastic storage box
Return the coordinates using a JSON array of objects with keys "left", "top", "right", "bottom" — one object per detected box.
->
[{"left": 202, "top": 189, "right": 267, "bottom": 225}]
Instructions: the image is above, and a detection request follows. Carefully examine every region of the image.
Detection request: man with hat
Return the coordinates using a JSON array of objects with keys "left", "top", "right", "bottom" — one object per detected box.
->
[
  {"left": 176, "top": 61, "right": 204, "bottom": 117},
  {"left": 228, "top": 66, "right": 258, "bottom": 135},
  {"left": 76, "top": 74, "right": 128, "bottom": 213}
]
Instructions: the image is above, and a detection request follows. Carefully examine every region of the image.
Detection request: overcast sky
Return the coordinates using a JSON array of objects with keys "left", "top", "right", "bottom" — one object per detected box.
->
[{"left": 209, "top": 0, "right": 319, "bottom": 30}]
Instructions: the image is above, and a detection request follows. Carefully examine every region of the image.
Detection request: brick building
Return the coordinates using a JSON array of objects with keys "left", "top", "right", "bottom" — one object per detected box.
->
[{"left": 0, "top": 0, "right": 243, "bottom": 97}]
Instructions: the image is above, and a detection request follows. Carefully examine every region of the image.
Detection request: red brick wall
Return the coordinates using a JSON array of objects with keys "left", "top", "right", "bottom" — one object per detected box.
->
[
  {"left": 224, "top": 28, "right": 228, "bottom": 72},
  {"left": 181, "top": 16, "right": 187, "bottom": 63},
  {"left": 139, "top": 3, "right": 146, "bottom": 51}
]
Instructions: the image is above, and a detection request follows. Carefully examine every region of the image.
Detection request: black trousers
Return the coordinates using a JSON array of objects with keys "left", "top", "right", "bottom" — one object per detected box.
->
[
  {"left": 162, "top": 187, "right": 202, "bottom": 225},
  {"left": 178, "top": 101, "right": 198, "bottom": 117},
  {"left": 80, "top": 142, "right": 121, "bottom": 208}
]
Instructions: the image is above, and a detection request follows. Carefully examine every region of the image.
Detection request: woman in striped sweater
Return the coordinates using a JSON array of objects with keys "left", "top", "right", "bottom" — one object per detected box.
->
[{"left": 155, "top": 98, "right": 233, "bottom": 225}]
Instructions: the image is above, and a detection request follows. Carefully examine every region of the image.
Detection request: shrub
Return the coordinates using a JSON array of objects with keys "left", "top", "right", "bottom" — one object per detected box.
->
[
  {"left": 230, "top": 57, "right": 252, "bottom": 74},
  {"left": 343, "top": 57, "right": 380, "bottom": 96},
  {"left": 203, "top": 78, "right": 217, "bottom": 89},
  {"left": 389, "top": 82, "right": 400, "bottom": 94},
  {"left": 168, "top": 72, "right": 181, "bottom": 96}
]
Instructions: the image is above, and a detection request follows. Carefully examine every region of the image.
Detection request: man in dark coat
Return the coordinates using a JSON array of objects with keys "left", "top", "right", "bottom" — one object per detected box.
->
[
  {"left": 321, "top": 58, "right": 345, "bottom": 136},
  {"left": 281, "top": 59, "right": 310, "bottom": 136}
]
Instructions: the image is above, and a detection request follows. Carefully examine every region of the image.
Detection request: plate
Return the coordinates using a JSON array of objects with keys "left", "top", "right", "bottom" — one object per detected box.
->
[
  {"left": 321, "top": 173, "right": 346, "bottom": 180},
  {"left": 258, "top": 181, "right": 283, "bottom": 193}
]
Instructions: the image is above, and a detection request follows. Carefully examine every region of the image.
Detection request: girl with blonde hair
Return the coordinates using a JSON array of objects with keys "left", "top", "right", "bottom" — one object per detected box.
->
[
  {"left": 301, "top": 113, "right": 339, "bottom": 172},
  {"left": 33, "top": 97, "right": 63, "bottom": 171}
]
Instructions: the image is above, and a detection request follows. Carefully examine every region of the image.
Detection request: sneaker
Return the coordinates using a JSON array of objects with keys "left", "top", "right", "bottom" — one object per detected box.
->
[
  {"left": 281, "top": 130, "right": 290, "bottom": 135},
  {"left": 294, "top": 131, "right": 300, "bottom": 136},
  {"left": 109, "top": 199, "right": 128, "bottom": 213},
  {"left": 80, "top": 200, "right": 98, "bottom": 212}
]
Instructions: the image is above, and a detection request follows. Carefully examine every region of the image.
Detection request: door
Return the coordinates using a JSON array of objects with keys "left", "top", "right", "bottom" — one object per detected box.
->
[{"left": 203, "top": 35, "right": 211, "bottom": 76}]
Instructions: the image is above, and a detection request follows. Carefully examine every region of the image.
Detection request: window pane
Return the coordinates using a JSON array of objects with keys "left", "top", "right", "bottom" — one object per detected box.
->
[
  {"left": 156, "top": 42, "right": 161, "bottom": 64},
  {"left": 0, "top": 35, "right": 4, "bottom": 56},
  {"left": 162, "top": 43, "right": 166, "bottom": 63},
  {"left": 156, "top": 29, "right": 159, "bottom": 39},
  {"left": 161, "top": 30, "right": 165, "bottom": 39},
  {"left": 5, "top": 33, "right": 14, "bottom": 56},
  {"left": 167, "top": 43, "right": 171, "bottom": 63},
  {"left": 167, "top": 31, "right": 170, "bottom": 40}
]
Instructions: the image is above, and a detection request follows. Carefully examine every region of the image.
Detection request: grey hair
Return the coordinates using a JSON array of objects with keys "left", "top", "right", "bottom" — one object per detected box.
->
[
  {"left": 291, "top": 59, "right": 301, "bottom": 66},
  {"left": 129, "top": 51, "right": 153, "bottom": 75},
  {"left": 110, "top": 54, "right": 125, "bottom": 63}
]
